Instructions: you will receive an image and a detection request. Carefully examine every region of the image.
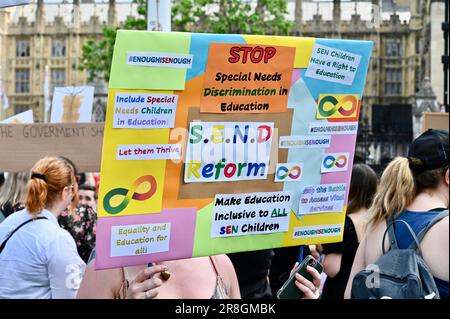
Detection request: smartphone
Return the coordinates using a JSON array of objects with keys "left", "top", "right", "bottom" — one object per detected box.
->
[{"left": 276, "top": 255, "right": 323, "bottom": 299}]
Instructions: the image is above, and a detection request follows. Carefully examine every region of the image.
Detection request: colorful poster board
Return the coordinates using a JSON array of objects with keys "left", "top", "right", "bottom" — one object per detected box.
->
[
  {"left": 96, "top": 30, "right": 373, "bottom": 270},
  {"left": 422, "top": 112, "right": 449, "bottom": 132}
]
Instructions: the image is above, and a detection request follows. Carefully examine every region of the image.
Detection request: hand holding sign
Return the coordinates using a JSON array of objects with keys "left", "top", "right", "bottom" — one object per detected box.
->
[{"left": 126, "top": 264, "right": 168, "bottom": 299}]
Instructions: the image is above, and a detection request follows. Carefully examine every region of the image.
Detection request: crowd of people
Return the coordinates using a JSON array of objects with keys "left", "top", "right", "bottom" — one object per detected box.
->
[{"left": 0, "top": 129, "right": 448, "bottom": 299}]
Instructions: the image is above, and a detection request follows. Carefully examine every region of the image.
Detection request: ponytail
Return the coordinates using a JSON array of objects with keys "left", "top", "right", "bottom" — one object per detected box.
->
[
  {"left": 368, "top": 157, "right": 416, "bottom": 225},
  {"left": 25, "top": 177, "right": 49, "bottom": 217},
  {"left": 24, "top": 156, "right": 78, "bottom": 218}
]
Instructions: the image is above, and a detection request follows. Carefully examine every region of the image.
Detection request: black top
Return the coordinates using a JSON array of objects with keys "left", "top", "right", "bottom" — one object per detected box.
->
[
  {"left": 321, "top": 215, "right": 359, "bottom": 299},
  {"left": 0, "top": 202, "right": 24, "bottom": 219},
  {"left": 227, "top": 249, "right": 275, "bottom": 299}
]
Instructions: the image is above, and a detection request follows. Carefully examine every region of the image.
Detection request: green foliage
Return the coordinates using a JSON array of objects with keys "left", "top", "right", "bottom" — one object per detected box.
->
[
  {"left": 80, "top": 0, "right": 291, "bottom": 82},
  {"left": 79, "top": 26, "right": 116, "bottom": 82},
  {"left": 79, "top": 0, "right": 147, "bottom": 82},
  {"left": 255, "top": 0, "right": 292, "bottom": 35},
  {"left": 172, "top": 0, "right": 292, "bottom": 35}
]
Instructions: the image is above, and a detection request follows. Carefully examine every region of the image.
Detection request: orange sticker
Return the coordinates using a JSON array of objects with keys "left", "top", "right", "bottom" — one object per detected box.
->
[{"left": 200, "top": 43, "right": 295, "bottom": 114}]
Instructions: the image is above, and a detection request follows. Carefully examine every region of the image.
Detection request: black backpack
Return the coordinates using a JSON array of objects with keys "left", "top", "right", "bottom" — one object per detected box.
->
[{"left": 351, "top": 210, "right": 448, "bottom": 299}]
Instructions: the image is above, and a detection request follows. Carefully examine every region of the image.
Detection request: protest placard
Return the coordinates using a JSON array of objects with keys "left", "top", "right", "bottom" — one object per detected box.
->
[
  {"left": 50, "top": 86, "right": 94, "bottom": 123},
  {"left": 422, "top": 112, "right": 449, "bottom": 132},
  {"left": 96, "top": 30, "right": 372, "bottom": 269},
  {"left": 0, "top": 123, "right": 103, "bottom": 172}
]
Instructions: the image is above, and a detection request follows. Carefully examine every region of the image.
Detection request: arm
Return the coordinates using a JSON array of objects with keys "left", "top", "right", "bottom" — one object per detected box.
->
[
  {"left": 421, "top": 216, "right": 449, "bottom": 281},
  {"left": 344, "top": 235, "right": 367, "bottom": 299},
  {"left": 77, "top": 259, "right": 122, "bottom": 298},
  {"left": 47, "top": 231, "right": 86, "bottom": 299},
  {"left": 322, "top": 253, "right": 342, "bottom": 278},
  {"left": 216, "top": 255, "right": 241, "bottom": 299},
  {"left": 78, "top": 261, "right": 167, "bottom": 299}
]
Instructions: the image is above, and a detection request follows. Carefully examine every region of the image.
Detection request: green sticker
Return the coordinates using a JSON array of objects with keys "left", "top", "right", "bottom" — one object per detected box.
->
[{"left": 109, "top": 30, "right": 191, "bottom": 90}]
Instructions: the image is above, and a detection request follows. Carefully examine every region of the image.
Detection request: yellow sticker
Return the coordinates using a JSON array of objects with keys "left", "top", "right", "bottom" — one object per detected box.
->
[{"left": 316, "top": 94, "right": 360, "bottom": 120}]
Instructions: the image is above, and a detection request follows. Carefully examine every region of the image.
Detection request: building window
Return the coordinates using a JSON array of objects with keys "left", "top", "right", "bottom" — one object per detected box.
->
[
  {"left": 415, "top": 68, "right": 421, "bottom": 92},
  {"left": 15, "top": 105, "right": 29, "bottom": 114},
  {"left": 15, "top": 69, "right": 30, "bottom": 93},
  {"left": 16, "top": 40, "right": 30, "bottom": 57},
  {"left": 51, "top": 68, "right": 66, "bottom": 91},
  {"left": 52, "top": 39, "right": 66, "bottom": 57},
  {"left": 385, "top": 68, "right": 402, "bottom": 96},
  {"left": 385, "top": 39, "right": 402, "bottom": 57}
]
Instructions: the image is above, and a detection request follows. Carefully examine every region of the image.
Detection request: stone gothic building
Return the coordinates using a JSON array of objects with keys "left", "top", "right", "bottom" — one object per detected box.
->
[
  {"left": 0, "top": 0, "right": 445, "bottom": 167},
  {"left": 0, "top": 0, "right": 138, "bottom": 122},
  {"left": 287, "top": 0, "right": 443, "bottom": 167}
]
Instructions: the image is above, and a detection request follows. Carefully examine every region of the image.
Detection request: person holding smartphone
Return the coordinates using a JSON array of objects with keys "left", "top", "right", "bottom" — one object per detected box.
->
[
  {"left": 277, "top": 255, "right": 323, "bottom": 299},
  {"left": 78, "top": 251, "right": 321, "bottom": 299}
]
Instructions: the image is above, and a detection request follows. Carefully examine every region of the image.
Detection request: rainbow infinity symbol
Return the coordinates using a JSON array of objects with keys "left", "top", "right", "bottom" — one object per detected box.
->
[
  {"left": 318, "top": 95, "right": 358, "bottom": 117},
  {"left": 276, "top": 165, "right": 302, "bottom": 180},
  {"left": 323, "top": 155, "right": 348, "bottom": 169},
  {"left": 103, "top": 175, "right": 157, "bottom": 215}
]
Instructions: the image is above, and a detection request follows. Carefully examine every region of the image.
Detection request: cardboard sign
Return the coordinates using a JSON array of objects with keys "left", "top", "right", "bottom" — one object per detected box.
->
[
  {"left": 422, "top": 112, "right": 449, "bottom": 132},
  {"left": 0, "top": 123, "right": 104, "bottom": 172},
  {"left": 96, "top": 31, "right": 373, "bottom": 270}
]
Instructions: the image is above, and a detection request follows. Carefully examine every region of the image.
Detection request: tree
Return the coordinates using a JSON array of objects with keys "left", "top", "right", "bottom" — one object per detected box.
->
[
  {"left": 80, "top": 0, "right": 291, "bottom": 82},
  {"left": 79, "top": 0, "right": 147, "bottom": 82},
  {"left": 172, "top": 0, "right": 291, "bottom": 35}
]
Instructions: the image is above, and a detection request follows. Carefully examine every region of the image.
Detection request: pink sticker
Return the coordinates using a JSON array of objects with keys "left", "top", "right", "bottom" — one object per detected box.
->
[
  {"left": 95, "top": 208, "right": 197, "bottom": 270},
  {"left": 291, "top": 69, "right": 302, "bottom": 87},
  {"left": 321, "top": 134, "right": 356, "bottom": 205}
]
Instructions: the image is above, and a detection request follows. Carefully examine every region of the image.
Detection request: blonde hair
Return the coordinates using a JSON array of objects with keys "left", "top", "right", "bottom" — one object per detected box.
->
[
  {"left": 25, "top": 156, "right": 79, "bottom": 217},
  {"left": 368, "top": 156, "right": 448, "bottom": 225},
  {"left": 0, "top": 172, "right": 30, "bottom": 209}
]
